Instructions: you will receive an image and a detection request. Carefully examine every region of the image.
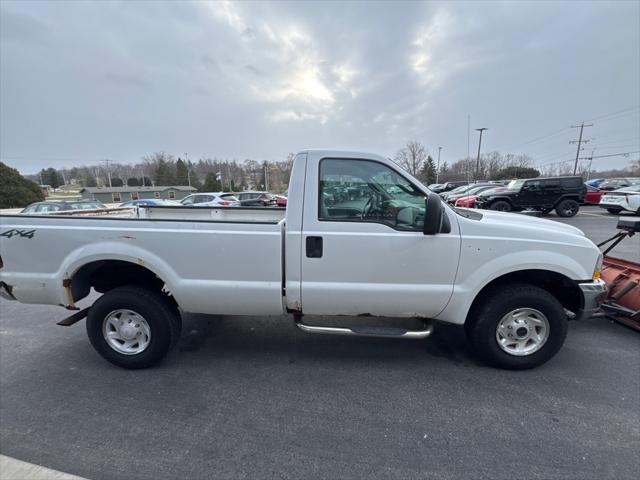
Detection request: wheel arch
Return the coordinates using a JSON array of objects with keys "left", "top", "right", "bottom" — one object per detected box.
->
[
  {"left": 465, "top": 269, "right": 583, "bottom": 324},
  {"left": 60, "top": 244, "right": 181, "bottom": 309}
]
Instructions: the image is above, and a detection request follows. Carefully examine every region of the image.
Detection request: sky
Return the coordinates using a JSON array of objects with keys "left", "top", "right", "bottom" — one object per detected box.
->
[{"left": 1, "top": 0, "right": 639, "bottom": 174}]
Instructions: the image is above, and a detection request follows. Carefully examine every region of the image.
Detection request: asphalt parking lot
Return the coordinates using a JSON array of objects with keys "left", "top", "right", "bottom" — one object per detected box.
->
[{"left": 1, "top": 206, "right": 638, "bottom": 480}]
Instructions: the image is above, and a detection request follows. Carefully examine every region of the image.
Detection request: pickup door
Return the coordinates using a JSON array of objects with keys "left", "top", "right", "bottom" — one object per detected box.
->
[{"left": 298, "top": 152, "right": 461, "bottom": 318}]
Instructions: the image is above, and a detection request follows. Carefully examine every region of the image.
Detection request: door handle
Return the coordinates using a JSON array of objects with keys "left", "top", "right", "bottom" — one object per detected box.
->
[{"left": 306, "top": 236, "right": 323, "bottom": 258}]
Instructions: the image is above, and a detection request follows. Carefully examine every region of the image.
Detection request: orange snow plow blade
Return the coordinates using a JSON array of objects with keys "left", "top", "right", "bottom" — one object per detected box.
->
[{"left": 599, "top": 217, "right": 640, "bottom": 331}]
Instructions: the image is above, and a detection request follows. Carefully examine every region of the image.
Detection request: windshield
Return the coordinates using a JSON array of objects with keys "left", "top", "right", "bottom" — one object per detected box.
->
[{"left": 507, "top": 179, "right": 525, "bottom": 191}]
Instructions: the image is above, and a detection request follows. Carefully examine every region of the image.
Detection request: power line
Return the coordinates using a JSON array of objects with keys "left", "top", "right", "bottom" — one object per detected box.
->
[
  {"left": 578, "top": 151, "right": 640, "bottom": 160},
  {"left": 582, "top": 105, "right": 639, "bottom": 123},
  {"left": 499, "top": 106, "right": 639, "bottom": 154}
]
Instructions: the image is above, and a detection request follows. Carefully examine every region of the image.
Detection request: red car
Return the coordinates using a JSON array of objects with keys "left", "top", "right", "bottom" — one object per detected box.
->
[
  {"left": 455, "top": 195, "right": 479, "bottom": 208},
  {"left": 584, "top": 185, "right": 603, "bottom": 205},
  {"left": 455, "top": 186, "right": 508, "bottom": 208}
]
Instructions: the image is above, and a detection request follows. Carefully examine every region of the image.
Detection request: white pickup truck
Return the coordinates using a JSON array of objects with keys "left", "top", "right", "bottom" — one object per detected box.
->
[{"left": 0, "top": 150, "right": 607, "bottom": 370}]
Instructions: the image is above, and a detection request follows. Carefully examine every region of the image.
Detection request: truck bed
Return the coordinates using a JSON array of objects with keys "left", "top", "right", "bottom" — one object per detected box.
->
[{"left": 0, "top": 208, "right": 286, "bottom": 316}]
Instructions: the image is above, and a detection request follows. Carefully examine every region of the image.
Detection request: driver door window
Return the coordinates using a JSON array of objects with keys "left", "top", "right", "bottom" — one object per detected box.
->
[{"left": 318, "top": 159, "right": 425, "bottom": 230}]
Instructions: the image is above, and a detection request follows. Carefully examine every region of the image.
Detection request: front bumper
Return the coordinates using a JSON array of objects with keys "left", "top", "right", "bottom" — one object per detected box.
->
[{"left": 575, "top": 278, "right": 608, "bottom": 321}]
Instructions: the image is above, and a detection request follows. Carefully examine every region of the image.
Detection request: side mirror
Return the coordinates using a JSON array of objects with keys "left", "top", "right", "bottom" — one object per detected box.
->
[{"left": 423, "top": 194, "right": 444, "bottom": 235}]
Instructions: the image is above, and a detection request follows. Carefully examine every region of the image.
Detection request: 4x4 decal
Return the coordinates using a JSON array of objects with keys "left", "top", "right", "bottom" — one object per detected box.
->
[{"left": 1, "top": 229, "right": 36, "bottom": 239}]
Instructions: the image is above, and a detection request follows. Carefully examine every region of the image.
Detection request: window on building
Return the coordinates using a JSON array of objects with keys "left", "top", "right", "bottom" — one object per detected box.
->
[
  {"left": 112, "top": 192, "right": 121, "bottom": 202},
  {"left": 130, "top": 191, "right": 139, "bottom": 200},
  {"left": 168, "top": 191, "right": 176, "bottom": 199},
  {"left": 154, "top": 192, "right": 160, "bottom": 198}
]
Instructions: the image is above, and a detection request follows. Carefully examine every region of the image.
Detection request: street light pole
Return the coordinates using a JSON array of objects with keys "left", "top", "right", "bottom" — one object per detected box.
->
[
  {"left": 475, "top": 128, "right": 488, "bottom": 181},
  {"left": 436, "top": 146, "right": 442, "bottom": 183}
]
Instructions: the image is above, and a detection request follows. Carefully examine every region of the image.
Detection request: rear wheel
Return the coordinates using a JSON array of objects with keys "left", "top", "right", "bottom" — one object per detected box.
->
[
  {"left": 86, "top": 286, "right": 181, "bottom": 369},
  {"left": 490, "top": 200, "right": 512, "bottom": 212},
  {"left": 555, "top": 199, "right": 579, "bottom": 217},
  {"left": 606, "top": 208, "right": 621, "bottom": 215},
  {"left": 465, "top": 284, "right": 568, "bottom": 369}
]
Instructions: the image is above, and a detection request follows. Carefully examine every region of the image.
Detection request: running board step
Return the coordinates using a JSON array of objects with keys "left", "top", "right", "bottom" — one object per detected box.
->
[{"left": 295, "top": 320, "right": 433, "bottom": 339}]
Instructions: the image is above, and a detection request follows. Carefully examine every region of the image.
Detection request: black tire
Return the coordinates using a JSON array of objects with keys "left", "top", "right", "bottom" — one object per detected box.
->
[
  {"left": 86, "top": 286, "right": 181, "bottom": 369},
  {"left": 490, "top": 200, "right": 512, "bottom": 212},
  {"left": 555, "top": 199, "right": 579, "bottom": 217},
  {"left": 606, "top": 208, "right": 621, "bottom": 215},
  {"left": 465, "top": 284, "right": 568, "bottom": 369}
]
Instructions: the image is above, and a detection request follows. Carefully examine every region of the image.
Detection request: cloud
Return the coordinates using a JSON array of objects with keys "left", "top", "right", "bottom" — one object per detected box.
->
[{"left": 0, "top": 0, "right": 638, "bottom": 172}]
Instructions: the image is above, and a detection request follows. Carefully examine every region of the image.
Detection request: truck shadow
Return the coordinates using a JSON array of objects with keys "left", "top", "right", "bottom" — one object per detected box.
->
[{"left": 177, "top": 313, "right": 481, "bottom": 368}]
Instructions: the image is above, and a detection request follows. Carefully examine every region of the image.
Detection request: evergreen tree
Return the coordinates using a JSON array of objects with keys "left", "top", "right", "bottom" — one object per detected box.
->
[
  {"left": 418, "top": 156, "right": 437, "bottom": 185},
  {"left": 0, "top": 162, "right": 45, "bottom": 208},
  {"left": 154, "top": 159, "right": 176, "bottom": 186},
  {"left": 175, "top": 158, "right": 189, "bottom": 186},
  {"left": 127, "top": 177, "right": 140, "bottom": 186},
  {"left": 39, "top": 168, "right": 63, "bottom": 188},
  {"left": 203, "top": 172, "right": 221, "bottom": 192},
  {"left": 189, "top": 170, "right": 201, "bottom": 190},
  {"left": 491, "top": 166, "right": 540, "bottom": 180}
]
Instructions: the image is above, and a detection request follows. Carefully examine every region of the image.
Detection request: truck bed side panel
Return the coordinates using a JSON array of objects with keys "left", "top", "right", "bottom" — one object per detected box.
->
[{"left": 0, "top": 216, "right": 284, "bottom": 315}]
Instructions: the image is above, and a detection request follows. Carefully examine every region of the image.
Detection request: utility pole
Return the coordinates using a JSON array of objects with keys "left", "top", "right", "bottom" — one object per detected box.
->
[
  {"left": 436, "top": 146, "right": 442, "bottom": 183},
  {"left": 184, "top": 153, "right": 191, "bottom": 187},
  {"left": 475, "top": 128, "right": 488, "bottom": 181},
  {"left": 570, "top": 122, "right": 593, "bottom": 175},
  {"left": 264, "top": 163, "right": 269, "bottom": 191},
  {"left": 103, "top": 159, "right": 112, "bottom": 187}
]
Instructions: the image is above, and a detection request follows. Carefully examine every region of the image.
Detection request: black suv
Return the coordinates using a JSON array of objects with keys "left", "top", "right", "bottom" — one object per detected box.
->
[{"left": 474, "top": 176, "right": 586, "bottom": 217}]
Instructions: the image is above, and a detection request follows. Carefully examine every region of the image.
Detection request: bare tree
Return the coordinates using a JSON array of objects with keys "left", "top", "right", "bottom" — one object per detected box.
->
[{"left": 394, "top": 141, "right": 429, "bottom": 177}]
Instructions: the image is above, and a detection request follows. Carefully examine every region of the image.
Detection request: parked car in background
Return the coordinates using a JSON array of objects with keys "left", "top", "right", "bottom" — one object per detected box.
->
[
  {"left": 584, "top": 185, "right": 603, "bottom": 205},
  {"left": 119, "top": 199, "right": 182, "bottom": 207},
  {"left": 21, "top": 200, "right": 106, "bottom": 214},
  {"left": 454, "top": 187, "right": 508, "bottom": 208},
  {"left": 599, "top": 185, "right": 640, "bottom": 214},
  {"left": 474, "top": 176, "right": 586, "bottom": 217},
  {"left": 430, "top": 181, "right": 469, "bottom": 193},
  {"left": 585, "top": 178, "right": 604, "bottom": 188},
  {"left": 180, "top": 192, "right": 240, "bottom": 207},
  {"left": 427, "top": 183, "right": 443, "bottom": 191},
  {"left": 236, "top": 191, "right": 277, "bottom": 207},
  {"left": 599, "top": 177, "right": 640, "bottom": 191},
  {"left": 275, "top": 192, "right": 287, "bottom": 207},
  {"left": 443, "top": 184, "right": 496, "bottom": 204}
]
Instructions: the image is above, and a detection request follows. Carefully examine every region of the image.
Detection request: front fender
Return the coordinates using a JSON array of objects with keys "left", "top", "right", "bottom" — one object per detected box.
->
[{"left": 437, "top": 249, "right": 592, "bottom": 325}]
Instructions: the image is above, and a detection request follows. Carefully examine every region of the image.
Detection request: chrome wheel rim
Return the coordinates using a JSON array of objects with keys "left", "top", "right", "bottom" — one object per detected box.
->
[
  {"left": 102, "top": 309, "right": 151, "bottom": 355},
  {"left": 496, "top": 308, "right": 549, "bottom": 356},
  {"left": 563, "top": 204, "right": 577, "bottom": 216}
]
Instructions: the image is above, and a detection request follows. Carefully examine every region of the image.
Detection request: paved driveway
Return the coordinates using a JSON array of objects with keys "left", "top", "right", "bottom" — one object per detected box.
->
[{"left": 1, "top": 206, "right": 639, "bottom": 480}]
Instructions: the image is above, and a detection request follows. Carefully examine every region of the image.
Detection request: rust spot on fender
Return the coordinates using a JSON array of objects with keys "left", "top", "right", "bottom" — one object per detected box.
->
[{"left": 62, "top": 276, "right": 79, "bottom": 310}]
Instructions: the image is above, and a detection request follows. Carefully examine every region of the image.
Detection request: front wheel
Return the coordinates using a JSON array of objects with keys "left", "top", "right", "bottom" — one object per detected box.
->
[
  {"left": 465, "top": 284, "right": 568, "bottom": 369},
  {"left": 555, "top": 199, "right": 579, "bottom": 217},
  {"left": 86, "top": 286, "right": 181, "bottom": 369},
  {"left": 606, "top": 208, "right": 621, "bottom": 215},
  {"left": 490, "top": 200, "right": 512, "bottom": 212}
]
